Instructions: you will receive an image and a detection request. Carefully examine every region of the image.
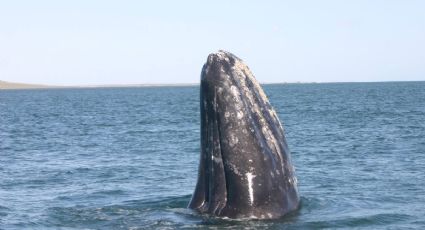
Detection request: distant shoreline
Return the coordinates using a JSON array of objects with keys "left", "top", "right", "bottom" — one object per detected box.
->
[
  {"left": 1, "top": 80, "right": 424, "bottom": 90},
  {"left": 0, "top": 80, "right": 200, "bottom": 90}
]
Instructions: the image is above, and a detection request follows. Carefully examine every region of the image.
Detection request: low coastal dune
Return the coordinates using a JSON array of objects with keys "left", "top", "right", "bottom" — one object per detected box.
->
[
  {"left": 0, "top": 80, "right": 199, "bottom": 90},
  {"left": 0, "top": 80, "right": 55, "bottom": 90}
]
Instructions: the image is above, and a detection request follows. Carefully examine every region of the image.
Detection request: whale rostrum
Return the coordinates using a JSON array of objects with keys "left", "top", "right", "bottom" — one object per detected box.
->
[{"left": 188, "top": 50, "right": 300, "bottom": 219}]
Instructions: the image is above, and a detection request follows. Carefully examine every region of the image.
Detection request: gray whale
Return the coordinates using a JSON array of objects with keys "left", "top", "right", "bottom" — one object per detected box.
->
[{"left": 188, "top": 51, "right": 300, "bottom": 219}]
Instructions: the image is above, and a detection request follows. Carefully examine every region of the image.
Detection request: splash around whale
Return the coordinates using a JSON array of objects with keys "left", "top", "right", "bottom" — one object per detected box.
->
[{"left": 188, "top": 51, "right": 300, "bottom": 219}]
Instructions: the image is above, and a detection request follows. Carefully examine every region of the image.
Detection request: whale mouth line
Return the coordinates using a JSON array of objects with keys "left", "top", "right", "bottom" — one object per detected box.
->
[
  {"left": 215, "top": 104, "right": 229, "bottom": 215},
  {"left": 202, "top": 88, "right": 229, "bottom": 215}
]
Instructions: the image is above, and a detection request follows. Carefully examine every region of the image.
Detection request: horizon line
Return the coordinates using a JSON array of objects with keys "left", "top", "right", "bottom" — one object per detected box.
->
[{"left": 1, "top": 79, "right": 424, "bottom": 90}]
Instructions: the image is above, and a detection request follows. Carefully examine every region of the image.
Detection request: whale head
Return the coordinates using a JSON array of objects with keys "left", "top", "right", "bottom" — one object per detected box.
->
[{"left": 188, "top": 50, "right": 300, "bottom": 219}]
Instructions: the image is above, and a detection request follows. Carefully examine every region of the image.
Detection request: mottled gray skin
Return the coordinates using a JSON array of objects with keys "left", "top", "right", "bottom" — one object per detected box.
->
[{"left": 188, "top": 51, "right": 300, "bottom": 219}]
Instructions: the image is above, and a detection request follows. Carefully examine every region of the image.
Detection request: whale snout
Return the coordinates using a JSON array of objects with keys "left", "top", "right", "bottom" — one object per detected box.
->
[{"left": 189, "top": 51, "right": 300, "bottom": 219}]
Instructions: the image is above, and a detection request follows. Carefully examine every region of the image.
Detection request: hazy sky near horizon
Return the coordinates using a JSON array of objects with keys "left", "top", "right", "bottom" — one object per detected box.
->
[{"left": 0, "top": 1, "right": 424, "bottom": 85}]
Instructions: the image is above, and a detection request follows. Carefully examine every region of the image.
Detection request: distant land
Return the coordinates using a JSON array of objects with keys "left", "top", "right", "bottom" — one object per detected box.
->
[
  {"left": 0, "top": 80, "right": 198, "bottom": 90},
  {"left": 0, "top": 80, "right": 303, "bottom": 90},
  {"left": 0, "top": 80, "right": 57, "bottom": 90}
]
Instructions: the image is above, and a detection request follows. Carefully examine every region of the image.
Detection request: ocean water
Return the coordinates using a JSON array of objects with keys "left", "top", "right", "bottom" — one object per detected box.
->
[{"left": 1, "top": 82, "right": 425, "bottom": 229}]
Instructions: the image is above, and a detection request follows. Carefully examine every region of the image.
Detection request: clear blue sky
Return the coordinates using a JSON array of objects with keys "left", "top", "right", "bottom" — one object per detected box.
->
[{"left": 0, "top": 0, "right": 424, "bottom": 85}]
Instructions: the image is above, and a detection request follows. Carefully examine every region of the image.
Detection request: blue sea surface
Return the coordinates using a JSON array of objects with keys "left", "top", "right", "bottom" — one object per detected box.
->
[{"left": 1, "top": 82, "right": 425, "bottom": 229}]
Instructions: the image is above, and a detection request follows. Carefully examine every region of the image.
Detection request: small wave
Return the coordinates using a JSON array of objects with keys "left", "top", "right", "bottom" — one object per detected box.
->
[
  {"left": 123, "top": 194, "right": 192, "bottom": 210},
  {"left": 298, "top": 213, "right": 412, "bottom": 228},
  {"left": 0, "top": 205, "right": 10, "bottom": 217},
  {"left": 90, "top": 189, "right": 128, "bottom": 196},
  {"left": 54, "top": 189, "right": 129, "bottom": 203},
  {"left": 45, "top": 195, "right": 194, "bottom": 229}
]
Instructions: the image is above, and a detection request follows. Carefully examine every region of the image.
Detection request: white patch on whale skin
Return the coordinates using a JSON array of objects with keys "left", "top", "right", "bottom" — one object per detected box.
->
[
  {"left": 228, "top": 163, "right": 242, "bottom": 176},
  {"left": 293, "top": 176, "right": 298, "bottom": 185},
  {"left": 212, "top": 154, "right": 223, "bottom": 163},
  {"left": 230, "top": 85, "right": 239, "bottom": 95},
  {"left": 228, "top": 133, "right": 239, "bottom": 147},
  {"left": 217, "top": 87, "right": 223, "bottom": 94},
  {"left": 236, "top": 111, "right": 244, "bottom": 119},
  {"left": 246, "top": 172, "right": 256, "bottom": 205}
]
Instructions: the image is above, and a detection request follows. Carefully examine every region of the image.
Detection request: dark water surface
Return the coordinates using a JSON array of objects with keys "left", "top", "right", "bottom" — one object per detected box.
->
[{"left": 1, "top": 82, "right": 425, "bottom": 229}]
